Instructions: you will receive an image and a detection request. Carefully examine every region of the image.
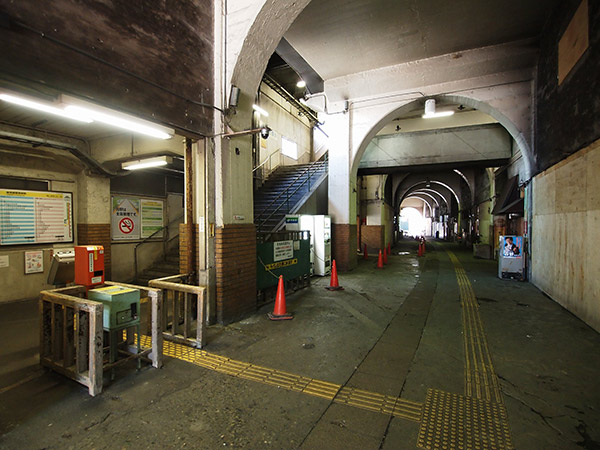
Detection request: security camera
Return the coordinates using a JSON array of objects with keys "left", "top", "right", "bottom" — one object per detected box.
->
[{"left": 260, "top": 127, "right": 271, "bottom": 139}]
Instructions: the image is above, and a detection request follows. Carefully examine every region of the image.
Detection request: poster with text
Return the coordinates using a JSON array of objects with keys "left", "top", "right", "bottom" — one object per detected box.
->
[
  {"left": 111, "top": 197, "right": 140, "bottom": 240},
  {"left": 141, "top": 199, "right": 164, "bottom": 238}
]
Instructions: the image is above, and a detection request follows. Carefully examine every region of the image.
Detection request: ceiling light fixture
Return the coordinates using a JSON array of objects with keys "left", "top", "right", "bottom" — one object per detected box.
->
[
  {"left": 0, "top": 92, "right": 93, "bottom": 123},
  {"left": 252, "top": 104, "right": 269, "bottom": 117},
  {"left": 0, "top": 90, "right": 174, "bottom": 139},
  {"left": 62, "top": 95, "right": 173, "bottom": 139},
  {"left": 422, "top": 99, "right": 454, "bottom": 119},
  {"left": 121, "top": 155, "right": 172, "bottom": 171},
  {"left": 296, "top": 80, "right": 306, "bottom": 88}
]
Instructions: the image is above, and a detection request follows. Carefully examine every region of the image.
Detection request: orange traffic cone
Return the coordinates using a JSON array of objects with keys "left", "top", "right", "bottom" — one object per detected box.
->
[
  {"left": 325, "top": 260, "right": 344, "bottom": 291},
  {"left": 377, "top": 250, "right": 384, "bottom": 269},
  {"left": 383, "top": 247, "right": 388, "bottom": 264},
  {"left": 418, "top": 242, "right": 423, "bottom": 257},
  {"left": 421, "top": 240, "right": 426, "bottom": 255},
  {"left": 268, "top": 275, "right": 293, "bottom": 320},
  {"left": 363, "top": 244, "right": 368, "bottom": 260}
]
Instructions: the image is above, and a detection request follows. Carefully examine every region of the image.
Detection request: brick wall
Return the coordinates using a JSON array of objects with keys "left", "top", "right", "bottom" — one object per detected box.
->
[
  {"left": 179, "top": 223, "right": 197, "bottom": 275},
  {"left": 77, "top": 223, "right": 111, "bottom": 280},
  {"left": 332, "top": 223, "right": 357, "bottom": 272},
  {"left": 361, "top": 225, "right": 384, "bottom": 253},
  {"left": 215, "top": 224, "right": 256, "bottom": 324}
]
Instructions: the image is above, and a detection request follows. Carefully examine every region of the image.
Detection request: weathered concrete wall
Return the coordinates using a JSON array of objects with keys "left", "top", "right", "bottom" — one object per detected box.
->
[
  {"left": 0, "top": 0, "right": 213, "bottom": 135},
  {"left": 536, "top": 0, "right": 600, "bottom": 173},
  {"left": 531, "top": 138, "right": 600, "bottom": 332},
  {"left": 257, "top": 83, "right": 313, "bottom": 176}
]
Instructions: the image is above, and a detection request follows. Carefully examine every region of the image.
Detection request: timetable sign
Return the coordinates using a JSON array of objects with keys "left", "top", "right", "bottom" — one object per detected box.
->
[{"left": 0, "top": 190, "right": 73, "bottom": 246}]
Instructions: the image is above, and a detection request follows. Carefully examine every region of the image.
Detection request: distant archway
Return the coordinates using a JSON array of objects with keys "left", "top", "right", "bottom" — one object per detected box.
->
[{"left": 351, "top": 95, "right": 532, "bottom": 180}]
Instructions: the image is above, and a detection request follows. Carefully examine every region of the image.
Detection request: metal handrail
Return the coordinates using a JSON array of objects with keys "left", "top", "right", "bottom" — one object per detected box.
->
[
  {"left": 253, "top": 148, "right": 281, "bottom": 173},
  {"left": 255, "top": 160, "right": 325, "bottom": 221},
  {"left": 134, "top": 213, "right": 184, "bottom": 282},
  {"left": 256, "top": 160, "right": 328, "bottom": 231}
]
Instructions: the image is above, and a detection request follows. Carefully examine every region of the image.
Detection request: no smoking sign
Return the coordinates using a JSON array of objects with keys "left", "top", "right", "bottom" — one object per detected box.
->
[{"left": 119, "top": 217, "right": 135, "bottom": 234}]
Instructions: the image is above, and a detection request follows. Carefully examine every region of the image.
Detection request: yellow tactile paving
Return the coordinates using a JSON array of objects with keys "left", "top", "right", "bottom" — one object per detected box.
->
[
  {"left": 447, "top": 251, "right": 503, "bottom": 404},
  {"left": 417, "top": 389, "right": 513, "bottom": 450},
  {"left": 134, "top": 249, "right": 514, "bottom": 449},
  {"left": 137, "top": 333, "right": 422, "bottom": 419}
]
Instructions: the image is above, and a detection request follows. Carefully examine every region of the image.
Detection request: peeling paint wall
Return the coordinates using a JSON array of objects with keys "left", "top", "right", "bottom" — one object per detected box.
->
[{"left": 531, "top": 138, "right": 600, "bottom": 332}]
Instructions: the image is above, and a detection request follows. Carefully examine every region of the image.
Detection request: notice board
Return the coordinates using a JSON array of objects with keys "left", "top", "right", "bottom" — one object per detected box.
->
[
  {"left": 111, "top": 196, "right": 165, "bottom": 241},
  {"left": 0, "top": 189, "right": 73, "bottom": 246},
  {"left": 111, "top": 196, "right": 141, "bottom": 240}
]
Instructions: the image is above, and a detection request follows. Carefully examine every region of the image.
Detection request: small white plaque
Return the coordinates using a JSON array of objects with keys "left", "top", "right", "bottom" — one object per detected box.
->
[{"left": 0, "top": 255, "right": 8, "bottom": 268}]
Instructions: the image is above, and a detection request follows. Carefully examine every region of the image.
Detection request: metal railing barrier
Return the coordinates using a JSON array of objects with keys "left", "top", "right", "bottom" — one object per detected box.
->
[{"left": 148, "top": 274, "right": 206, "bottom": 349}]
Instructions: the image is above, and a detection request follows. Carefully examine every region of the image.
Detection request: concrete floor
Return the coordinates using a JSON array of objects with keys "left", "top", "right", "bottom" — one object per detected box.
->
[{"left": 1, "top": 241, "right": 599, "bottom": 449}]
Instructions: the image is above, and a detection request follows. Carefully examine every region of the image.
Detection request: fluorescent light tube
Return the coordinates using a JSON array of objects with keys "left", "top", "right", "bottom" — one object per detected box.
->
[
  {"left": 122, "top": 156, "right": 172, "bottom": 171},
  {"left": 0, "top": 93, "right": 93, "bottom": 123},
  {"left": 422, "top": 111, "right": 455, "bottom": 119},
  {"left": 252, "top": 104, "right": 269, "bottom": 117},
  {"left": 62, "top": 94, "right": 174, "bottom": 139},
  {"left": 65, "top": 105, "right": 172, "bottom": 139}
]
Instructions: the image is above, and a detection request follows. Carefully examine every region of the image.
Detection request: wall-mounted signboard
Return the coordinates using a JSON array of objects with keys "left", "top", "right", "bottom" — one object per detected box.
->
[
  {"left": 141, "top": 199, "right": 164, "bottom": 238},
  {"left": 111, "top": 196, "right": 165, "bottom": 241},
  {"left": 0, "top": 189, "right": 73, "bottom": 246},
  {"left": 111, "top": 197, "right": 141, "bottom": 240}
]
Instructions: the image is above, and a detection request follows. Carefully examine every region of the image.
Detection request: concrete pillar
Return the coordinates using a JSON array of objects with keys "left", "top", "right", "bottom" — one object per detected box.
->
[
  {"left": 326, "top": 113, "right": 357, "bottom": 271},
  {"left": 76, "top": 173, "right": 111, "bottom": 279},
  {"left": 212, "top": 94, "right": 256, "bottom": 324}
]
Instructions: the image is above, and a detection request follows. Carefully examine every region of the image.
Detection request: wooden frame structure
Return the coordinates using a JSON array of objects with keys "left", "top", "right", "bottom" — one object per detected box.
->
[
  {"left": 39, "top": 283, "right": 163, "bottom": 396},
  {"left": 149, "top": 274, "right": 206, "bottom": 349}
]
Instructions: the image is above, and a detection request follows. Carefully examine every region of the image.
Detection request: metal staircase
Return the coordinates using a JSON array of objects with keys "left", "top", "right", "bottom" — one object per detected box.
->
[{"left": 254, "top": 158, "right": 328, "bottom": 233}]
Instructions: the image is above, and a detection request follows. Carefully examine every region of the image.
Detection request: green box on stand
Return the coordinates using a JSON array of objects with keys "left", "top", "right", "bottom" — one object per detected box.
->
[{"left": 88, "top": 285, "right": 140, "bottom": 331}]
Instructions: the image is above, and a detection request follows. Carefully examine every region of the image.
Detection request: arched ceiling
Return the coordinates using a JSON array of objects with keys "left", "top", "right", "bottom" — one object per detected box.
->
[{"left": 282, "top": 0, "right": 560, "bottom": 81}]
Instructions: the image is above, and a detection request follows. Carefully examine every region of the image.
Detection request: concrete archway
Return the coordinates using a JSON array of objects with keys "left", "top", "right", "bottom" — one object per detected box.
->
[
  {"left": 228, "top": 0, "right": 312, "bottom": 97},
  {"left": 350, "top": 95, "right": 533, "bottom": 181}
]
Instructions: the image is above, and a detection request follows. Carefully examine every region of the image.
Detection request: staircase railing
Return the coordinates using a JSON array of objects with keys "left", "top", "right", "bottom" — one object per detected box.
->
[
  {"left": 134, "top": 213, "right": 184, "bottom": 283},
  {"left": 255, "top": 158, "right": 328, "bottom": 232}
]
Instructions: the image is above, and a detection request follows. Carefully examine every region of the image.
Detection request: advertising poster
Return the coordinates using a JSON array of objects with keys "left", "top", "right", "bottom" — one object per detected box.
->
[
  {"left": 501, "top": 235, "right": 523, "bottom": 258},
  {"left": 111, "top": 197, "right": 140, "bottom": 240}
]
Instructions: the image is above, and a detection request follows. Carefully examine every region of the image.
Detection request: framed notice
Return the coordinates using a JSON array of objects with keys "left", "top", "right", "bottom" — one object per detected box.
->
[
  {"left": 0, "top": 189, "right": 73, "bottom": 246},
  {"left": 111, "top": 196, "right": 140, "bottom": 240},
  {"left": 141, "top": 199, "right": 164, "bottom": 238}
]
